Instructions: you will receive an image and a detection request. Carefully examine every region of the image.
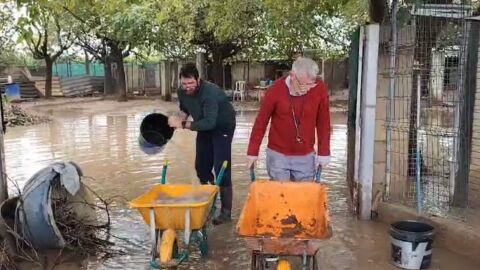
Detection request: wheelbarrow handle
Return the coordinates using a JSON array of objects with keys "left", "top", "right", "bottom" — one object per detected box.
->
[
  {"left": 315, "top": 166, "right": 322, "bottom": 183},
  {"left": 160, "top": 159, "right": 168, "bottom": 184},
  {"left": 250, "top": 168, "right": 256, "bottom": 182},
  {"left": 215, "top": 160, "right": 229, "bottom": 186}
]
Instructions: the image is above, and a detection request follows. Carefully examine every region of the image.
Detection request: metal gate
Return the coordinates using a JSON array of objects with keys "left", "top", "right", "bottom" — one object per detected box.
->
[{"left": 382, "top": 0, "right": 475, "bottom": 216}]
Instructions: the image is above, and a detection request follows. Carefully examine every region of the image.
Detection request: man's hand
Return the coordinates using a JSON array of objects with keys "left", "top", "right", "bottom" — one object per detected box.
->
[
  {"left": 168, "top": 115, "right": 183, "bottom": 128},
  {"left": 177, "top": 111, "right": 188, "bottom": 121},
  {"left": 316, "top": 156, "right": 330, "bottom": 168},
  {"left": 247, "top": 156, "right": 257, "bottom": 170}
]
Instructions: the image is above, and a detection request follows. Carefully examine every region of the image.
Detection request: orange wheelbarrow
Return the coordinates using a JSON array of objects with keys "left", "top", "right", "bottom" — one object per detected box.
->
[{"left": 236, "top": 169, "right": 332, "bottom": 270}]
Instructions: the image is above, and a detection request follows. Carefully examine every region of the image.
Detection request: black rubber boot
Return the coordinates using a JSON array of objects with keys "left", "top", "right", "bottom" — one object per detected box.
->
[{"left": 213, "top": 186, "right": 232, "bottom": 225}]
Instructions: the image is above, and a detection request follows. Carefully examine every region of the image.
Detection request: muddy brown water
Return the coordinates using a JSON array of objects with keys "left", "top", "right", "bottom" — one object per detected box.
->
[{"left": 4, "top": 100, "right": 477, "bottom": 269}]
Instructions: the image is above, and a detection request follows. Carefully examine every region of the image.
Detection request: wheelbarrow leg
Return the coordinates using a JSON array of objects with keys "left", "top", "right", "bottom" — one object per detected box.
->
[
  {"left": 198, "top": 225, "right": 209, "bottom": 257},
  {"left": 312, "top": 255, "right": 318, "bottom": 270},
  {"left": 312, "top": 252, "right": 319, "bottom": 270},
  {"left": 149, "top": 208, "right": 161, "bottom": 267},
  {"left": 184, "top": 208, "right": 191, "bottom": 245},
  {"left": 250, "top": 251, "right": 256, "bottom": 270},
  {"left": 302, "top": 251, "right": 308, "bottom": 270}
]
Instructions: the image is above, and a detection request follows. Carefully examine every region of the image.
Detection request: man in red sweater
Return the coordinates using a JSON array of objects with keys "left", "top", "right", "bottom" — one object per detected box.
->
[{"left": 247, "top": 57, "right": 331, "bottom": 180}]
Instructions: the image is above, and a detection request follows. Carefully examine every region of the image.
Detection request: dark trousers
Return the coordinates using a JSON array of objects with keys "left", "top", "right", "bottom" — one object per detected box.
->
[{"left": 195, "top": 129, "right": 234, "bottom": 213}]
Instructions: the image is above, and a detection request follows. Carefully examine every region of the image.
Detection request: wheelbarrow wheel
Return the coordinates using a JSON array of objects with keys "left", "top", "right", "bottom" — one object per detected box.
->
[
  {"left": 199, "top": 226, "right": 209, "bottom": 257},
  {"left": 276, "top": 259, "right": 291, "bottom": 270}
]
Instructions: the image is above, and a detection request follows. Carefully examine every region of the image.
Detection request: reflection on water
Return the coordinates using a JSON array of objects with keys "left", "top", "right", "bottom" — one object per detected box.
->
[{"left": 5, "top": 100, "right": 477, "bottom": 269}]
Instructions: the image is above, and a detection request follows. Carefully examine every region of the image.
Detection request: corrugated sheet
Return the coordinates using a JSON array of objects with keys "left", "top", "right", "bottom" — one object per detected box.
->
[
  {"left": 60, "top": 76, "right": 104, "bottom": 97},
  {"left": 33, "top": 76, "right": 63, "bottom": 97}
]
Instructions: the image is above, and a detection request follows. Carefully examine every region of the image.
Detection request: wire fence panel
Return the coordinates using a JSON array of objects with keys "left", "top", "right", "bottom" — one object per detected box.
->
[{"left": 383, "top": 0, "right": 475, "bottom": 217}]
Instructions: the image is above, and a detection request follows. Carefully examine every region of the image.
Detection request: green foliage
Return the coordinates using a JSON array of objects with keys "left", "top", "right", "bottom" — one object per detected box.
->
[
  {"left": 0, "top": 2, "right": 16, "bottom": 52},
  {"left": 15, "top": 0, "right": 74, "bottom": 61},
  {"left": 6, "top": 0, "right": 367, "bottom": 66}
]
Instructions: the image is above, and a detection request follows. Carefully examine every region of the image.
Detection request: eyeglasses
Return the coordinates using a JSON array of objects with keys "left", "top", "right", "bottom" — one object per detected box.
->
[{"left": 294, "top": 76, "right": 316, "bottom": 88}]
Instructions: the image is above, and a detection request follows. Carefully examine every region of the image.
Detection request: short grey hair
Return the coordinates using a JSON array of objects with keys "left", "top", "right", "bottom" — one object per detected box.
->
[{"left": 291, "top": 57, "right": 319, "bottom": 79}]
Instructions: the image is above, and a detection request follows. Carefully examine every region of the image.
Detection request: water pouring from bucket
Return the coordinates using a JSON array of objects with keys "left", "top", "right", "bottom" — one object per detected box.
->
[{"left": 138, "top": 113, "right": 175, "bottom": 155}]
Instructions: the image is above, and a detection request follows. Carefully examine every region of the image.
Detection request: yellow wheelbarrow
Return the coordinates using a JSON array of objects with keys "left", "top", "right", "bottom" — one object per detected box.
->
[{"left": 130, "top": 160, "right": 228, "bottom": 268}]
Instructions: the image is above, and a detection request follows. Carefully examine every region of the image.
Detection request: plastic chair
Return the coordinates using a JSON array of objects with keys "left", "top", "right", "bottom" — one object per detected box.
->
[{"left": 232, "top": 81, "right": 246, "bottom": 101}]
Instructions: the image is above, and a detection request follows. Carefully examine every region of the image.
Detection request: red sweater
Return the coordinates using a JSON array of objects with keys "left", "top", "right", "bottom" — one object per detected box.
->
[{"left": 247, "top": 77, "right": 331, "bottom": 157}]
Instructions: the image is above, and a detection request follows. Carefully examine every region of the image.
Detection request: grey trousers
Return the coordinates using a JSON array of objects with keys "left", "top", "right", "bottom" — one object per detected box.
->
[{"left": 266, "top": 148, "right": 316, "bottom": 181}]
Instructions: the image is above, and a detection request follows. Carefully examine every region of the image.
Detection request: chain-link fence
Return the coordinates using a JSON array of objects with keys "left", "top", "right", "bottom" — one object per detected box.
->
[{"left": 382, "top": 0, "right": 476, "bottom": 217}]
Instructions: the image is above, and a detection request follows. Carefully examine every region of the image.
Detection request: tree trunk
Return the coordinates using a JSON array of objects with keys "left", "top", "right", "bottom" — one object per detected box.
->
[
  {"left": 45, "top": 58, "right": 53, "bottom": 99},
  {"left": 104, "top": 55, "right": 115, "bottom": 96},
  {"left": 85, "top": 50, "right": 91, "bottom": 76},
  {"left": 211, "top": 50, "right": 224, "bottom": 87},
  {"left": 110, "top": 45, "right": 127, "bottom": 102},
  {"left": 369, "top": 0, "right": 387, "bottom": 23}
]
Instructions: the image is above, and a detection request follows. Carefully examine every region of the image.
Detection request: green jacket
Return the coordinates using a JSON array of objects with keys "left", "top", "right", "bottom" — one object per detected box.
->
[{"left": 178, "top": 80, "right": 236, "bottom": 132}]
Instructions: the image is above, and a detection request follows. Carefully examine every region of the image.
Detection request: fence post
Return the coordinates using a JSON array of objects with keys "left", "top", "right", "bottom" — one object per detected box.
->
[
  {"left": 161, "top": 61, "right": 172, "bottom": 101},
  {"left": 196, "top": 52, "right": 206, "bottom": 80},
  {"left": 0, "top": 124, "right": 7, "bottom": 202},
  {"left": 453, "top": 19, "right": 479, "bottom": 207},
  {"left": 358, "top": 23, "right": 380, "bottom": 220},
  {"left": 346, "top": 27, "right": 363, "bottom": 215}
]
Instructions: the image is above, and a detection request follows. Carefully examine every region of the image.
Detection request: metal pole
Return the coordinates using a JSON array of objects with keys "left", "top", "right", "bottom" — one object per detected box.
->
[
  {"left": 386, "top": 0, "right": 398, "bottom": 199},
  {"left": 0, "top": 117, "right": 7, "bottom": 201}
]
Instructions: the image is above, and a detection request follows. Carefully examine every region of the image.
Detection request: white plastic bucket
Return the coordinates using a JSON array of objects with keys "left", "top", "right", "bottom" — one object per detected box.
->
[{"left": 390, "top": 220, "right": 435, "bottom": 270}]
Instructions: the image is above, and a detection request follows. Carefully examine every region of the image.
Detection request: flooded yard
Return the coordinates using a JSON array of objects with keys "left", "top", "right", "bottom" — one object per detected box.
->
[{"left": 4, "top": 99, "right": 477, "bottom": 269}]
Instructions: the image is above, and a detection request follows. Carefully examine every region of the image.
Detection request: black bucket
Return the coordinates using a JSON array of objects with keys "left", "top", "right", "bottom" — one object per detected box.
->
[
  {"left": 138, "top": 113, "right": 174, "bottom": 155},
  {"left": 390, "top": 220, "right": 435, "bottom": 270}
]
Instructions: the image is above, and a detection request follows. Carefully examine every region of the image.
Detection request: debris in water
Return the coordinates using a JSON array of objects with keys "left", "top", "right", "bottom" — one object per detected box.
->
[
  {"left": 4, "top": 103, "right": 51, "bottom": 127},
  {"left": 51, "top": 182, "right": 117, "bottom": 258}
]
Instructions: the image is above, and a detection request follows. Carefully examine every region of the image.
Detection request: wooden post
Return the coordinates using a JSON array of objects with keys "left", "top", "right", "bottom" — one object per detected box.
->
[
  {"left": 177, "top": 61, "right": 183, "bottom": 89},
  {"left": 346, "top": 27, "right": 363, "bottom": 215},
  {"left": 160, "top": 61, "right": 172, "bottom": 101},
  {"left": 196, "top": 52, "right": 206, "bottom": 80},
  {"left": 453, "top": 19, "right": 479, "bottom": 207}
]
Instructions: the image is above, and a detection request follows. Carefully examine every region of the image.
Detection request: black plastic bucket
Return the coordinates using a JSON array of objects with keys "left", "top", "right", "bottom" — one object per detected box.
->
[
  {"left": 390, "top": 220, "right": 435, "bottom": 270},
  {"left": 138, "top": 113, "right": 174, "bottom": 155}
]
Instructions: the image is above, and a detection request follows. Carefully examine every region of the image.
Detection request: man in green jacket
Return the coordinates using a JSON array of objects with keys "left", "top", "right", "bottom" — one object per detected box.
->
[{"left": 168, "top": 63, "right": 236, "bottom": 225}]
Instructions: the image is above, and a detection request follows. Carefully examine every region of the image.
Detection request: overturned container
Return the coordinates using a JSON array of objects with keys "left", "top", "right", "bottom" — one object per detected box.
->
[
  {"left": 390, "top": 220, "right": 435, "bottom": 270},
  {"left": 138, "top": 113, "right": 174, "bottom": 155},
  {"left": 16, "top": 161, "right": 97, "bottom": 250}
]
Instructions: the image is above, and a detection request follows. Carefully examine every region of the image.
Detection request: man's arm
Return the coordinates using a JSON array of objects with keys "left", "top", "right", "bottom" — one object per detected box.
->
[
  {"left": 178, "top": 102, "right": 189, "bottom": 120},
  {"left": 316, "top": 83, "right": 331, "bottom": 166},
  {"left": 188, "top": 97, "right": 218, "bottom": 131},
  {"left": 247, "top": 88, "right": 276, "bottom": 158}
]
